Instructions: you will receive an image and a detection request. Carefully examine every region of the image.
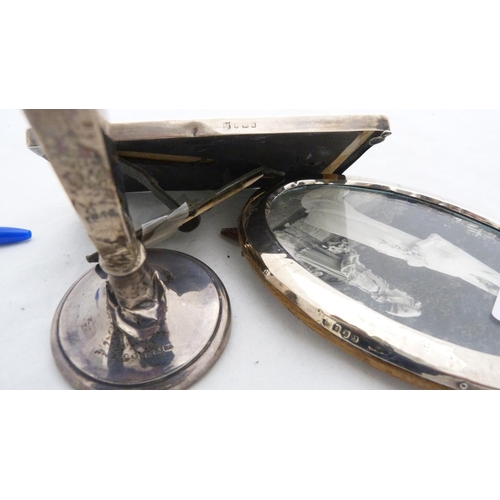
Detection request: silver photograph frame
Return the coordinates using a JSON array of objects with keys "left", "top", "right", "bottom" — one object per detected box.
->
[{"left": 240, "top": 177, "right": 500, "bottom": 390}]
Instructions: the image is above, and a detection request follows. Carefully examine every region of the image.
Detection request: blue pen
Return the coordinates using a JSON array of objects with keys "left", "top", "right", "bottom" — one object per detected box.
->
[{"left": 0, "top": 227, "right": 32, "bottom": 245}]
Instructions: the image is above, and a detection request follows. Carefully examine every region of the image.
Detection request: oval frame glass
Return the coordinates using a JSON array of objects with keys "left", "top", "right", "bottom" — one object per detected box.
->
[{"left": 240, "top": 178, "right": 500, "bottom": 390}]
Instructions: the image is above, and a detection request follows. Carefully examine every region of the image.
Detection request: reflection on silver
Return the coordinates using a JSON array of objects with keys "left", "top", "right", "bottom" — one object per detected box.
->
[
  {"left": 53, "top": 250, "right": 231, "bottom": 390},
  {"left": 241, "top": 178, "right": 500, "bottom": 389}
]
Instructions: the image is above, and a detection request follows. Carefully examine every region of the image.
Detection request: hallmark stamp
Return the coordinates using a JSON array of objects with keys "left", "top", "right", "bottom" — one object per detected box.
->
[
  {"left": 223, "top": 121, "right": 257, "bottom": 130},
  {"left": 323, "top": 316, "right": 359, "bottom": 344}
]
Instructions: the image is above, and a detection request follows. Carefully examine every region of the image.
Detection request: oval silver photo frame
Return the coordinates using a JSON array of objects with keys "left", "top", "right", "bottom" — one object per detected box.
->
[{"left": 240, "top": 179, "right": 500, "bottom": 389}]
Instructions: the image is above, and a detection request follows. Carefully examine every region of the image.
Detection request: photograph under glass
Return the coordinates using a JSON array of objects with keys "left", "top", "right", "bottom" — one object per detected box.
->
[{"left": 267, "top": 184, "right": 500, "bottom": 357}]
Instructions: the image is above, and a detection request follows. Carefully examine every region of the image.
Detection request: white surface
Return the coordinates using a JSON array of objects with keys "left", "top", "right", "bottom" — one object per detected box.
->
[{"left": 1, "top": 109, "right": 500, "bottom": 390}]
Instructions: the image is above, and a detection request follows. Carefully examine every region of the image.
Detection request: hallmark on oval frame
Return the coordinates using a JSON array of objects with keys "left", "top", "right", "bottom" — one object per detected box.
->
[{"left": 241, "top": 179, "right": 500, "bottom": 389}]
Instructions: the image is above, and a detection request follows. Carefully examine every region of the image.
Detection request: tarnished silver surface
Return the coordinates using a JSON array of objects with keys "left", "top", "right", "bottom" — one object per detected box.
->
[
  {"left": 240, "top": 178, "right": 500, "bottom": 390},
  {"left": 24, "top": 110, "right": 145, "bottom": 278},
  {"left": 26, "top": 114, "right": 391, "bottom": 191},
  {"left": 24, "top": 110, "right": 230, "bottom": 389},
  {"left": 26, "top": 114, "right": 390, "bottom": 149},
  {"left": 105, "top": 115, "right": 390, "bottom": 141},
  {"left": 52, "top": 250, "right": 230, "bottom": 390}
]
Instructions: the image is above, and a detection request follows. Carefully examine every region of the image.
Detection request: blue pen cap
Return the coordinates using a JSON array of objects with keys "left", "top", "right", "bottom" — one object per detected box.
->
[{"left": 0, "top": 227, "right": 32, "bottom": 245}]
